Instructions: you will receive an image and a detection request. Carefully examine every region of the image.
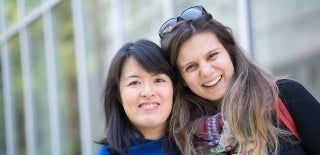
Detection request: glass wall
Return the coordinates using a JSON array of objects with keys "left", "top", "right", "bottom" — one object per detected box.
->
[
  {"left": 1, "top": 0, "right": 319, "bottom": 155},
  {"left": 28, "top": 18, "right": 51, "bottom": 155},
  {"left": 0, "top": 50, "right": 4, "bottom": 155},
  {"left": 251, "top": 0, "right": 320, "bottom": 100},
  {"left": 9, "top": 35, "right": 25, "bottom": 155}
]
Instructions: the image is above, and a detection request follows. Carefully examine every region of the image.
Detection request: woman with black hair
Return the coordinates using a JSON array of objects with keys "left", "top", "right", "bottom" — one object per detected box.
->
[{"left": 96, "top": 39, "right": 178, "bottom": 155}]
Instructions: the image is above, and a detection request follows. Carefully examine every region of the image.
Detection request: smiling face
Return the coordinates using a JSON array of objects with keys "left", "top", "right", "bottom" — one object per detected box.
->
[
  {"left": 177, "top": 32, "right": 235, "bottom": 101},
  {"left": 119, "top": 57, "right": 173, "bottom": 139}
]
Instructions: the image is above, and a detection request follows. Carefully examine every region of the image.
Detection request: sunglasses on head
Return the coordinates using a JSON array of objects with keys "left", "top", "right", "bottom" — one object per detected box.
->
[{"left": 158, "top": 5, "right": 207, "bottom": 39}]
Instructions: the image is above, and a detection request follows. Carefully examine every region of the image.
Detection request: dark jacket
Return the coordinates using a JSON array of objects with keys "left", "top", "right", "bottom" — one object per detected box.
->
[{"left": 277, "top": 79, "right": 320, "bottom": 155}]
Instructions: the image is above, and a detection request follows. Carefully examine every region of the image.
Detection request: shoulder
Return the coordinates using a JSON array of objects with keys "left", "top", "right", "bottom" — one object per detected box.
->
[
  {"left": 130, "top": 139, "right": 163, "bottom": 154},
  {"left": 276, "top": 78, "right": 320, "bottom": 124},
  {"left": 275, "top": 78, "right": 320, "bottom": 118},
  {"left": 95, "top": 139, "right": 178, "bottom": 155},
  {"left": 129, "top": 139, "right": 179, "bottom": 155},
  {"left": 95, "top": 145, "right": 110, "bottom": 155},
  {"left": 276, "top": 78, "right": 311, "bottom": 100},
  {"left": 276, "top": 79, "right": 320, "bottom": 154},
  {"left": 276, "top": 78, "right": 305, "bottom": 91}
]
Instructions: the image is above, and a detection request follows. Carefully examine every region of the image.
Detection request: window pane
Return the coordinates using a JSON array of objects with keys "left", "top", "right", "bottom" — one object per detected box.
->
[
  {"left": 53, "top": 0, "right": 81, "bottom": 154},
  {"left": 28, "top": 18, "right": 51, "bottom": 154},
  {"left": 252, "top": 0, "right": 320, "bottom": 67},
  {"left": 175, "top": 1, "right": 238, "bottom": 38},
  {"left": 81, "top": 0, "right": 106, "bottom": 151},
  {"left": 5, "top": 0, "right": 19, "bottom": 27},
  {"left": 8, "top": 34, "right": 26, "bottom": 154},
  {"left": 27, "top": 0, "right": 42, "bottom": 13},
  {"left": 122, "top": 0, "right": 163, "bottom": 42},
  {"left": 251, "top": 0, "right": 320, "bottom": 100}
]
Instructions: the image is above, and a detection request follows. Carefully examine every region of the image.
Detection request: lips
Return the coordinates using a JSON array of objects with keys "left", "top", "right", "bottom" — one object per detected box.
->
[
  {"left": 139, "top": 102, "right": 160, "bottom": 110},
  {"left": 202, "top": 75, "right": 222, "bottom": 87}
]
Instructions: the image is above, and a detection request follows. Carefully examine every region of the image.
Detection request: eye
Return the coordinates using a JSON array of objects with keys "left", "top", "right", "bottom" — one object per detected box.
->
[
  {"left": 208, "top": 52, "right": 218, "bottom": 60},
  {"left": 185, "top": 63, "right": 198, "bottom": 72},
  {"left": 128, "top": 81, "right": 140, "bottom": 86},
  {"left": 155, "top": 78, "right": 165, "bottom": 83},
  {"left": 154, "top": 74, "right": 171, "bottom": 83}
]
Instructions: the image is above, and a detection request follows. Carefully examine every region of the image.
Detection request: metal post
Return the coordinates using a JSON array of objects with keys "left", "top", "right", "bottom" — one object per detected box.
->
[
  {"left": 0, "top": 1, "right": 15, "bottom": 154},
  {"left": 17, "top": 0, "right": 36, "bottom": 154},
  {"left": 162, "top": 0, "right": 175, "bottom": 20},
  {"left": 71, "top": 0, "right": 92, "bottom": 154},
  {"left": 237, "top": 0, "right": 254, "bottom": 56},
  {"left": 42, "top": 0, "right": 62, "bottom": 154},
  {"left": 108, "top": 0, "right": 124, "bottom": 64}
]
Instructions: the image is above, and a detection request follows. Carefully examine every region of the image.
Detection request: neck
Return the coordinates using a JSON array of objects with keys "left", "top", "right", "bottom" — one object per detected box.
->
[{"left": 140, "top": 126, "right": 165, "bottom": 140}]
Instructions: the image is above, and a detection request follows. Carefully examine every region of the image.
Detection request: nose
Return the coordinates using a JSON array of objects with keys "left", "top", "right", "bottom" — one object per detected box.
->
[
  {"left": 199, "top": 62, "right": 213, "bottom": 77},
  {"left": 140, "top": 83, "right": 156, "bottom": 97}
]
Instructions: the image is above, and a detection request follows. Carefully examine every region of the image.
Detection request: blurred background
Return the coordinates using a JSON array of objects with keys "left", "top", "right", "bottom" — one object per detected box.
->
[{"left": 0, "top": 0, "right": 319, "bottom": 154}]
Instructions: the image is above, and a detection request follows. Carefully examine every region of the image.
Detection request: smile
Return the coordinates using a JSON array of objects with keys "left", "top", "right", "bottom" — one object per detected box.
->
[
  {"left": 203, "top": 75, "right": 222, "bottom": 87},
  {"left": 139, "top": 102, "right": 160, "bottom": 110}
]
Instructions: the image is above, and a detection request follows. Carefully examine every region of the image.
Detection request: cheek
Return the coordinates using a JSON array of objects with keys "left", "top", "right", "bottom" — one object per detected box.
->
[
  {"left": 120, "top": 90, "right": 134, "bottom": 107},
  {"left": 226, "top": 60, "right": 235, "bottom": 78},
  {"left": 181, "top": 73, "right": 196, "bottom": 87},
  {"left": 168, "top": 90, "right": 174, "bottom": 103},
  {"left": 121, "top": 97, "right": 130, "bottom": 110},
  {"left": 160, "top": 85, "right": 174, "bottom": 100},
  {"left": 221, "top": 54, "right": 235, "bottom": 78}
]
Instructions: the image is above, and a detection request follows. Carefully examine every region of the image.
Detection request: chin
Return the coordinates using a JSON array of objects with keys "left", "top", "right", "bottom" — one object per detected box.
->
[{"left": 208, "top": 94, "right": 224, "bottom": 101}]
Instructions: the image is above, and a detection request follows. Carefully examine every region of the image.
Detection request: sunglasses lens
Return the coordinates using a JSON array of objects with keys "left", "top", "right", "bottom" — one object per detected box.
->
[
  {"left": 180, "top": 6, "right": 203, "bottom": 20},
  {"left": 159, "top": 6, "right": 206, "bottom": 39},
  {"left": 159, "top": 18, "right": 177, "bottom": 37}
]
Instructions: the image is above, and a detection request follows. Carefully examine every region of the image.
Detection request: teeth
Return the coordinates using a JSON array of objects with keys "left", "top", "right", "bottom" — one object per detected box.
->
[
  {"left": 139, "top": 103, "right": 159, "bottom": 109},
  {"left": 203, "top": 75, "right": 221, "bottom": 87}
]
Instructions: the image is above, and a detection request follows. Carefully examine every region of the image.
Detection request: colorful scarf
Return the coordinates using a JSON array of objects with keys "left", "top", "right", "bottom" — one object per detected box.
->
[
  {"left": 196, "top": 113, "right": 237, "bottom": 154},
  {"left": 195, "top": 113, "right": 263, "bottom": 155}
]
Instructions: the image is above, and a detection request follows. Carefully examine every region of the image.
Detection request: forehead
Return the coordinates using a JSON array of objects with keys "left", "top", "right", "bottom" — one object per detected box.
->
[
  {"left": 121, "top": 57, "right": 144, "bottom": 76},
  {"left": 181, "top": 32, "right": 220, "bottom": 49},
  {"left": 178, "top": 32, "right": 221, "bottom": 58}
]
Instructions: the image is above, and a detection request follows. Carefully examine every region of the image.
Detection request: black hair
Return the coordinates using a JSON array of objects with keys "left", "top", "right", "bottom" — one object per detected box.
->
[{"left": 98, "top": 39, "right": 177, "bottom": 154}]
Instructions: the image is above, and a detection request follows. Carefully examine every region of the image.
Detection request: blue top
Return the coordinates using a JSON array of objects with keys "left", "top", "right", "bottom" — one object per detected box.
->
[{"left": 96, "top": 138, "right": 178, "bottom": 155}]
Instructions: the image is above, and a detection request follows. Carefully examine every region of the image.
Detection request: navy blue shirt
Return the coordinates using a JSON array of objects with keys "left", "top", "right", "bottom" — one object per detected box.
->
[{"left": 96, "top": 138, "right": 179, "bottom": 155}]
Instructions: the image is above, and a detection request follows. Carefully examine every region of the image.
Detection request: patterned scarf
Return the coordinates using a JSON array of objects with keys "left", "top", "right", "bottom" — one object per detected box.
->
[{"left": 195, "top": 113, "right": 263, "bottom": 155}]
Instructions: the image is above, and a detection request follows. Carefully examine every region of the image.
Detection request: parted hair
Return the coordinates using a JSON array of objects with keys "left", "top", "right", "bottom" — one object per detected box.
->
[{"left": 160, "top": 13, "right": 286, "bottom": 155}]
